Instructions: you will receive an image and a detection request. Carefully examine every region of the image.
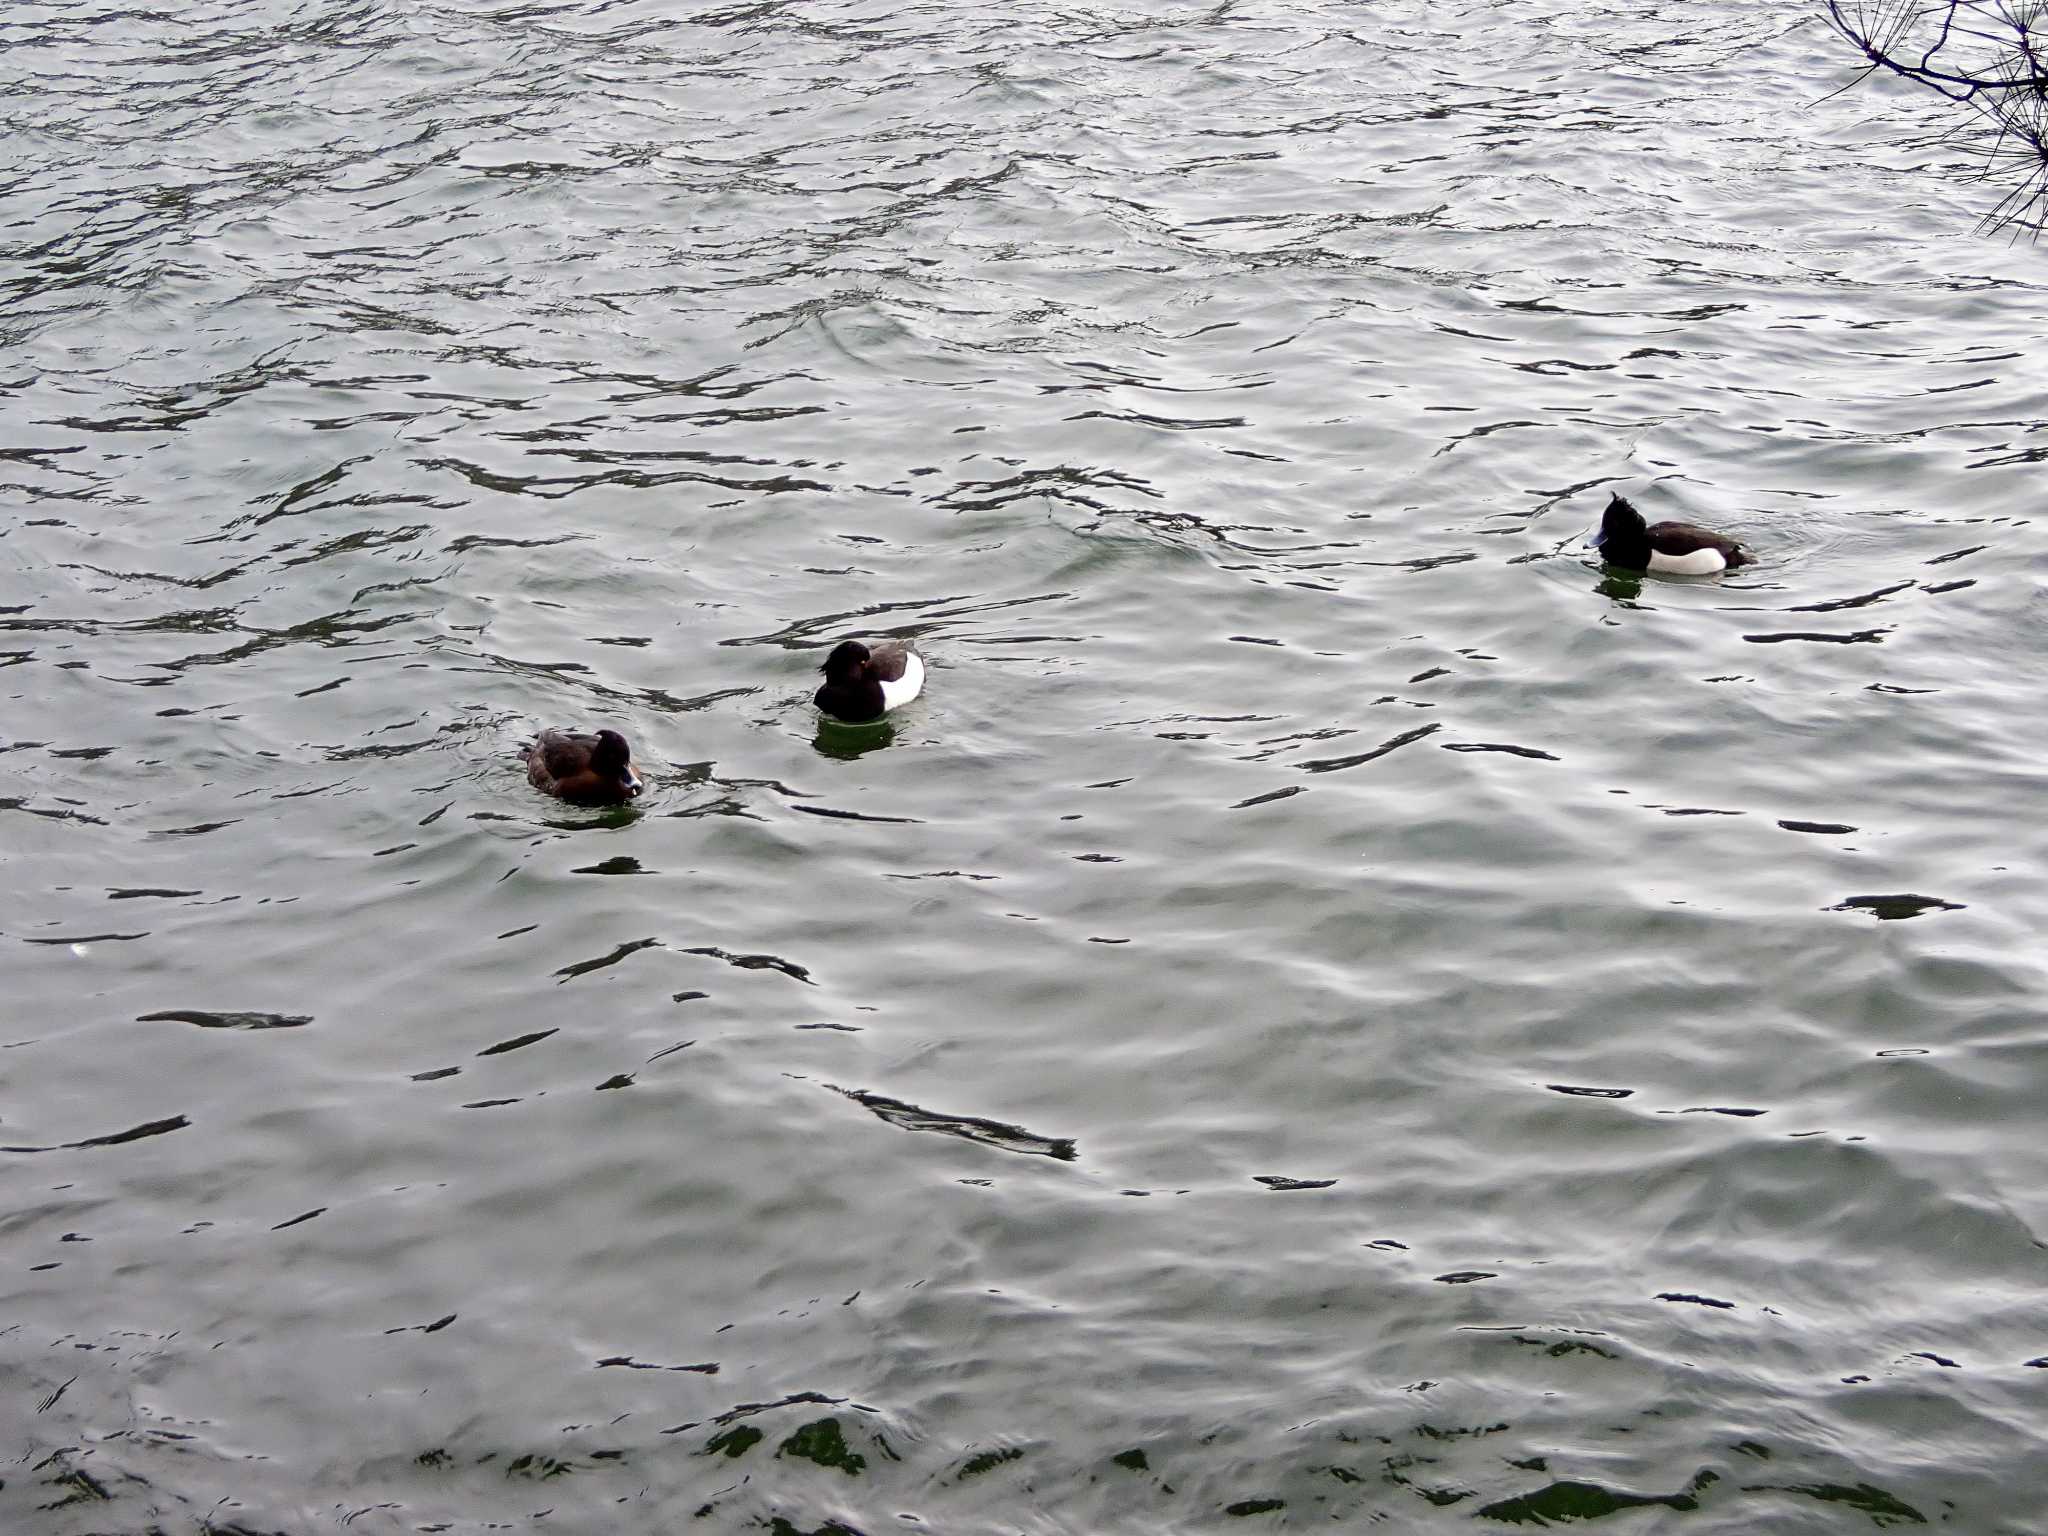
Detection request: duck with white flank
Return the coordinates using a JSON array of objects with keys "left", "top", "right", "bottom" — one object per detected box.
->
[
  {"left": 814, "top": 639, "right": 924, "bottom": 724},
  {"left": 522, "top": 728, "right": 643, "bottom": 804},
  {"left": 1590, "top": 494, "right": 1750, "bottom": 575}
]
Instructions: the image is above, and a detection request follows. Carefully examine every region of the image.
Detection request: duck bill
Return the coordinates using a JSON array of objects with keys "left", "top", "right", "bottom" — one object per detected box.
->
[
  {"left": 622, "top": 771, "right": 643, "bottom": 798},
  {"left": 1588, "top": 528, "right": 1607, "bottom": 550}
]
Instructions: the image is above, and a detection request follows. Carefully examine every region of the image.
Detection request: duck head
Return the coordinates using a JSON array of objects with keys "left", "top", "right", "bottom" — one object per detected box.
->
[
  {"left": 822, "top": 640, "right": 873, "bottom": 685},
  {"left": 1590, "top": 494, "right": 1646, "bottom": 554},
  {"left": 592, "top": 728, "right": 642, "bottom": 798}
]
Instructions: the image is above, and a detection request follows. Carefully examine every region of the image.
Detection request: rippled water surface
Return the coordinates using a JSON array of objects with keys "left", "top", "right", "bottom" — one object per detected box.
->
[{"left": 5, "top": 0, "right": 2047, "bottom": 1529}]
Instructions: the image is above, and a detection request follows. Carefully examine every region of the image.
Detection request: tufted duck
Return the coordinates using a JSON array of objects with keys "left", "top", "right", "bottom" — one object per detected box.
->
[
  {"left": 814, "top": 640, "right": 925, "bottom": 724},
  {"left": 1591, "top": 494, "right": 1749, "bottom": 575},
  {"left": 522, "top": 728, "right": 643, "bottom": 804}
]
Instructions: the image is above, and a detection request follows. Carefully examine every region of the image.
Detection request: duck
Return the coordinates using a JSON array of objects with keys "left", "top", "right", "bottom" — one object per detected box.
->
[
  {"left": 521, "top": 728, "right": 643, "bottom": 804},
  {"left": 1590, "top": 494, "right": 1750, "bottom": 574},
  {"left": 814, "top": 639, "right": 925, "bottom": 724}
]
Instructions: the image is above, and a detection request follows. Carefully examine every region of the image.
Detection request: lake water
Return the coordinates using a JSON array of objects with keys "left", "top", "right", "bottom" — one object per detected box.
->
[{"left": 4, "top": 0, "right": 2046, "bottom": 1530}]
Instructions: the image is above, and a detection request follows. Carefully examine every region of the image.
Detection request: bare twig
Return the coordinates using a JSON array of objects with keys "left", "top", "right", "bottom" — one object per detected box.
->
[{"left": 1824, "top": 0, "right": 2048, "bottom": 234}]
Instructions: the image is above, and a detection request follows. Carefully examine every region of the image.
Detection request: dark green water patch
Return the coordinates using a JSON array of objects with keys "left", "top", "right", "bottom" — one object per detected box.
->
[
  {"left": 956, "top": 1445, "right": 1023, "bottom": 1478},
  {"left": 778, "top": 1418, "right": 865, "bottom": 1476},
  {"left": 1224, "top": 1496, "right": 1285, "bottom": 1516},
  {"left": 1477, "top": 1477, "right": 1698, "bottom": 1523},
  {"left": 504, "top": 1452, "right": 574, "bottom": 1479},
  {"left": 1740, "top": 1480, "right": 1925, "bottom": 1526},
  {"left": 703, "top": 1426, "right": 762, "bottom": 1458}
]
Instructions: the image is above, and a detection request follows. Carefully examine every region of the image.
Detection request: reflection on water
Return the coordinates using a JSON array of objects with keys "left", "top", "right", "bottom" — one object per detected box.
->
[
  {"left": 812, "top": 716, "right": 899, "bottom": 760},
  {"left": 3, "top": 0, "right": 2047, "bottom": 1530},
  {"left": 1594, "top": 568, "right": 1646, "bottom": 604}
]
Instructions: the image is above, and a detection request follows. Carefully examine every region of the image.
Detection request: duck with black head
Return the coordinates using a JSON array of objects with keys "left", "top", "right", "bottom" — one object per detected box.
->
[
  {"left": 814, "top": 639, "right": 924, "bottom": 724},
  {"left": 1591, "top": 494, "right": 1750, "bottom": 575},
  {"left": 521, "top": 728, "right": 643, "bottom": 805}
]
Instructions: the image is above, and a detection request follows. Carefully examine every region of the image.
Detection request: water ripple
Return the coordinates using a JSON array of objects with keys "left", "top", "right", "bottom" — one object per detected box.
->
[{"left": 2, "top": 0, "right": 2045, "bottom": 1529}]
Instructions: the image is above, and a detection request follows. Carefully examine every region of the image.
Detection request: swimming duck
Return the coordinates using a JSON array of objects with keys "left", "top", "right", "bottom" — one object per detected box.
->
[
  {"left": 814, "top": 639, "right": 925, "bottom": 724},
  {"left": 522, "top": 728, "right": 643, "bottom": 804},
  {"left": 1591, "top": 494, "right": 1749, "bottom": 574}
]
